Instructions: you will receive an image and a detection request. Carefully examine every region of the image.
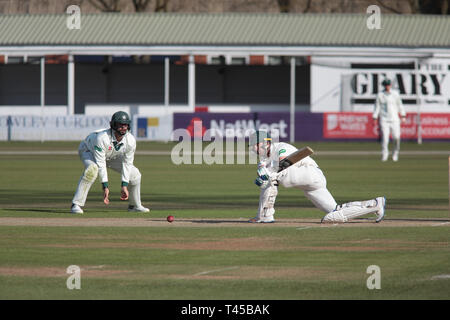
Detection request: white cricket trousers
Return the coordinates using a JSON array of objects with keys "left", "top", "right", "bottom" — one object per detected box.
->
[
  {"left": 379, "top": 120, "right": 401, "bottom": 159},
  {"left": 280, "top": 165, "right": 338, "bottom": 212},
  {"left": 258, "top": 165, "right": 380, "bottom": 222},
  {"left": 72, "top": 142, "right": 143, "bottom": 207},
  {"left": 258, "top": 165, "right": 337, "bottom": 219}
]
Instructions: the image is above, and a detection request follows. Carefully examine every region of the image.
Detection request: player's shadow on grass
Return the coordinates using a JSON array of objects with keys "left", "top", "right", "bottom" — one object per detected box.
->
[
  {"left": 165, "top": 219, "right": 323, "bottom": 224},
  {"left": 2, "top": 208, "right": 73, "bottom": 214},
  {"left": 3, "top": 208, "right": 66, "bottom": 213},
  {"left": 2, "top": 208, "right": 109, "bottom": 214},
  {"left": 152, "top": 219, "right": 251, "bottom": 224},
  {"left": 385, "top": 217, "right": 450, "bottom": 222},
  {"left": 0, "top": 190, "right": 72, "bottom": 204},
  {"left": 189, "top": 219, "right": 251, "bottom": 224},
  {"left": 148, "top": 193, "right": 317, "bottom": 209},
  {"left": 163, "top": 218, "right": 449, "bottom": 224}
]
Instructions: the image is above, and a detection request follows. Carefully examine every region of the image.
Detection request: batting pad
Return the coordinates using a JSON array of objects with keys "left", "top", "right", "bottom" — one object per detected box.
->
[{"left": 72, "top": 164, "right": 98, "bottom": 206}]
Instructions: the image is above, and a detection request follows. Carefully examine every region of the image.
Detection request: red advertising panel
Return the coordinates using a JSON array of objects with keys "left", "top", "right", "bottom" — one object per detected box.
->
[
  {"left": 323, "top": 113, "right": 378, "bottom": 138},
  {"left": 323, "top": 112, "right": 450, "bottom": 139},
  {"left": 418, "top": 113, "right": 450, "bottom": 139},
  {"left": 399, "top": 114, "right": 417, "bottom": 139}
]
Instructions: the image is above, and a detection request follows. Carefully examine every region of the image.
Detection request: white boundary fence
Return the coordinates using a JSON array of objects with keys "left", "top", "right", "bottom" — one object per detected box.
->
[
  {"left": 0, "top": 114, "right": 175, "bottom": 141},
  {"left": 0, "top": 115, "right": 110, "bottom": 141}
]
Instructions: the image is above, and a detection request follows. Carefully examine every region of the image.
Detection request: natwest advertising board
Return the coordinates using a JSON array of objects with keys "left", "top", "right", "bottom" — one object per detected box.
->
[
  {"left": 324, "top": 112, "right": 450, "bottom": 139},
  {"left": 172, "top": 112, "right": 324, "bottom": 142}
]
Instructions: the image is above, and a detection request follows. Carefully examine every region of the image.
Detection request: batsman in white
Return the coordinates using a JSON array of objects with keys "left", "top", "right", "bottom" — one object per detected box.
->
[
  {"left": 249, "top": 130, "right": 385, "bottom": 223},
  {"left": 373, "top": 78, "right": 407, "bottom": 162},
  {"left": 71, "top": 111, "right": 150, "bottom": 214}
]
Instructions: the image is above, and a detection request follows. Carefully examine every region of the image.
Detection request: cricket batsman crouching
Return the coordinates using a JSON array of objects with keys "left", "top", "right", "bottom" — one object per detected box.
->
[
  {"left": 71, "top": 111, "right": 149, "bottom": 214},
  {"left": 248, "top": 130, "right": 385, "bottom": 223}
]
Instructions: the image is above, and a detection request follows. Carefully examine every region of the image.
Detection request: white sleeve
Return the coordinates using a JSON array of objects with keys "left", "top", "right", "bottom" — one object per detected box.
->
[
  {"left": 277, "top": 144, "right": 297, "bottom": 159},
  {"left": 92, "top": 134, "right": 108, "bottom": 184},
  {"left": 121, "top": 136, "right": 136, "bottom": 184},
  {"left": 373, "top": 94, "right": 381, "bottom": 119},
  {"left": 397, "top": 93, "right": 406, "bottom": 117}
]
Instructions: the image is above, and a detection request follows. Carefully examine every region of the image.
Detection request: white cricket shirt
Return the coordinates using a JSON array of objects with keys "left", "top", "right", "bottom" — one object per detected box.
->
[
  {"left": 81, "top": 128, "right": 136, "bottom": 184},
  {"left": 373, "top": 89, "right": 406, "bottom": 122}
]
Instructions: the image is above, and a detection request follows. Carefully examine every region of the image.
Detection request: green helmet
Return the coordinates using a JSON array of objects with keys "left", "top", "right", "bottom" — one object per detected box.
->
[
  {"left": 110, "top": 111, "right": 131, "bottom": 134},
  {"left": 249, "top": 130, "right": 272, "bottom": 147}
]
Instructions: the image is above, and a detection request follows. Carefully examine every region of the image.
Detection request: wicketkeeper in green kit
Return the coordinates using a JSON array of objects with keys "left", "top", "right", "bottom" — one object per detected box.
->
[{"left": 71, "top": 111, "right": 149, "bottom": 214}]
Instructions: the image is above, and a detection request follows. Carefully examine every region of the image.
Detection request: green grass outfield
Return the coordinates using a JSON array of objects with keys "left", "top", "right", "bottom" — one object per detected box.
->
[{"left": 0, "top": 141, "right": 448, "bottom": 300}]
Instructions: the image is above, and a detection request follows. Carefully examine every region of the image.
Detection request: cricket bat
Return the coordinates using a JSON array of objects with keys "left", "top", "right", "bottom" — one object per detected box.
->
[{"left": 277, "top": 146, "right": 314, "bottom": 173}]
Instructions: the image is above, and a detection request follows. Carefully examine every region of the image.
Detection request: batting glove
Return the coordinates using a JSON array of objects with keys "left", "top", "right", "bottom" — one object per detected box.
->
[
  {"left": 255, "top": 176, "right": 269, "bottom": 188},
  {"left": 257, "top": 167, "right": 271, "bottom": 181}
]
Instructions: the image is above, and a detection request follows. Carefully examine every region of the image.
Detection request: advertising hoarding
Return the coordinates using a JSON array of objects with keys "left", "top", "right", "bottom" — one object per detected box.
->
[{"left": 311, "top": 57, "right": 450, "bottom": 114}]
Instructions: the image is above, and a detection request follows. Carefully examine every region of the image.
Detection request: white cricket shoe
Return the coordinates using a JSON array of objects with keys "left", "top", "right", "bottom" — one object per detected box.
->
[
  {"left": 128, "top": 205, "right": 150, "bottom": 213},
  {"left": 375, "top": 197, "right": 386, "bottom": 223},
  {"left": 248, "top": 216, "right": 275, "bottom": 223},
  {"left": 381, "top": 154, "right": 388, "bottom": 162},
  {"left": 71, "top": 203, "right": 84, "bottom": 214},
  {"left": 392, "top": 152, "right": 399, "bottom": 162}
]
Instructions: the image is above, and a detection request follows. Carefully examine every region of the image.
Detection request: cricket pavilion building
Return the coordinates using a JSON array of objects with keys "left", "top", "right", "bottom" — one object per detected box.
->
[{"left": 0, "top": 13, "right": 449, "bottom": 142}]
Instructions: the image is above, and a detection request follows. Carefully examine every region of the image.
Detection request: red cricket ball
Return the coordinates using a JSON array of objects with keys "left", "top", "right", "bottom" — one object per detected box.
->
[{"left": 167, "top": 215, "right": 174, "bottom": 223}]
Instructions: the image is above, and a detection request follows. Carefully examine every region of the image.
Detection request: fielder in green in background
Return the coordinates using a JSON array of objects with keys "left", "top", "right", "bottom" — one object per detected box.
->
[{"left": 373, "top": 78, "right": 407, "bottom": 162}]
